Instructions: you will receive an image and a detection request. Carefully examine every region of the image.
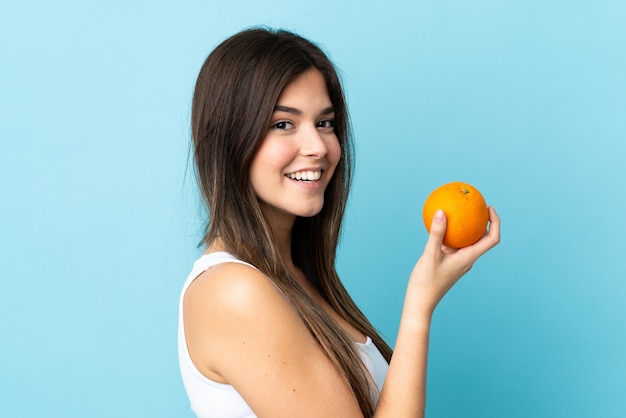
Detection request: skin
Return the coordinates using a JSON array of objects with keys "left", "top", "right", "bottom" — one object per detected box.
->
[
  {"left": 183, "top": 68, "right": 502, "bottom": 417},
  {"left": 248, "top": 68, "right": 342, "bottom": 258}
]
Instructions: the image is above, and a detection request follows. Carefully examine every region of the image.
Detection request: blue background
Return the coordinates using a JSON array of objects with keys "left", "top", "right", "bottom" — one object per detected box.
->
[{"left": 2, "top": 1, "right": 625, "bottom": 416}]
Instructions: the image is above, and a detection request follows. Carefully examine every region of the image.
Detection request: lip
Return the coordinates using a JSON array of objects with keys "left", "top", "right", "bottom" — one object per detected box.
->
[{"left": 287, "top": 177, "right": 324, "bottom": 190}]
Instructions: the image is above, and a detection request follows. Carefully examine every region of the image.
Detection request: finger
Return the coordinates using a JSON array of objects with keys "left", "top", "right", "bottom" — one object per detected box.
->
[
  {"left": 485, "top": 206, "right": 501, "bottom": 247},
  {"left": 466, "top": 206, "right": 501, "bottom": 257},
  {"left": 425, "top": 209, "right": 447, "bottom": 254},
  {"left": 441, "top": 245, "right": 457, "bottom": 255}
]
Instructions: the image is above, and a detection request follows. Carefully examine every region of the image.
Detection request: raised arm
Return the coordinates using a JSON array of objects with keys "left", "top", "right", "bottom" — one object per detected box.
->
[
  {"left": 375, "top": 207, "right": 501, "bottom": 417},
  {"left": 183, "top": 208, "right": 500, "bottom": 418}
]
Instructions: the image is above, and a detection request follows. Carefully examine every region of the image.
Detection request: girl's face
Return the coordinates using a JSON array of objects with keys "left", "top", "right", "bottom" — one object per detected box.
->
[{"left": 250, "top": 67, "right": 341, "bottom": 226}]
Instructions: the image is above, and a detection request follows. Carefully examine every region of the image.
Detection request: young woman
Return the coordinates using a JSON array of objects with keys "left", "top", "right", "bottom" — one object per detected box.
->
[{"left": 178, "top": 28, "right": 500, "bottom": 418}]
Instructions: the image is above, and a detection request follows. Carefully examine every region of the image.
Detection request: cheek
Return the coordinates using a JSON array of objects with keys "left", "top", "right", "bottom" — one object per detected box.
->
[
  {"left": 249, "top": 139, "right": 295, "bottom": 192},
  {"left": 255, "top": 138, "right": 295, "bottom": 168},
  {"left": 328, "top": 136, "right": 342, "bottom": 170}
]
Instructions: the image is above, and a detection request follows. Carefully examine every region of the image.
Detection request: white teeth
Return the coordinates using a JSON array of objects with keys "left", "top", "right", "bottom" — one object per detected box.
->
[{"left": 287, "top": 170, "right": 322, "bottom": 181}]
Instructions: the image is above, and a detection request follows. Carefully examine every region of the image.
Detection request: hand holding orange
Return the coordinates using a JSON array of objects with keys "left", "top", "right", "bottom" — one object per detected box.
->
[{"left": 422, "top": 181, "right": 489, "bottom": 248}]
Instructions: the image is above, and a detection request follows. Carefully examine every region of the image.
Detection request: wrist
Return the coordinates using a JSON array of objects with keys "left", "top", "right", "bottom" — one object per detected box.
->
[
  {"left": 401, "top": 289, "right": 437, "bottom": 325},
  {"left": 398, "top": 308, "right": 432, "bottom": 334}
]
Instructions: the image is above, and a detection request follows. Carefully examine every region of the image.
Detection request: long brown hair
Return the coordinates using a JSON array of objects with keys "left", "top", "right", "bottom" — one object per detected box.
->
[{"left": 191, "top": 27, "right": 392, "bottom": 416}]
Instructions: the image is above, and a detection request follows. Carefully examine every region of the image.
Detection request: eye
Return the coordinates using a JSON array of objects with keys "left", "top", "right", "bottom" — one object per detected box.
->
[
  {"left": 271, "top": 120, "right": 294, "bottom": 130},
  {"left": 316, "top": 119, "right": 336, "bottom": 129}
]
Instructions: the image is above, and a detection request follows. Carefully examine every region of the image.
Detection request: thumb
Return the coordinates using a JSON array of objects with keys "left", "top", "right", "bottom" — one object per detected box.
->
[{"left": 426, "top": 209, "right": 447, "bottom": 253}]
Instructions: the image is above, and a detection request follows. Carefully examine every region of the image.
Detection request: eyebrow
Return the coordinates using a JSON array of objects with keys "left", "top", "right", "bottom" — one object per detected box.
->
[{"left": 273, "top": 105, "right": 335, "bottom": 116}]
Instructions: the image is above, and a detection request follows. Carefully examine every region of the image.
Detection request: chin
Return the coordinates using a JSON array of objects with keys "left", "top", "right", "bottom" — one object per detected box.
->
[{"left": 297, "top": 203, "right": 324, "bottom": 218}]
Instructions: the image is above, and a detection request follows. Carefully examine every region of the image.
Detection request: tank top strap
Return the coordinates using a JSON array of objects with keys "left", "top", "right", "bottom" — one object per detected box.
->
[{"left": 191, "top": 251, "right": 256, "bottom": 276}]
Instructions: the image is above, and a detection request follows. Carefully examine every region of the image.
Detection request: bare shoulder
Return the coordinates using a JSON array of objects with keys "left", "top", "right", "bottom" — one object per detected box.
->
[
  {"left": 184, "top": 261, "right": 291, "bottom": 325},
  {"left": 183, "top": 261, "right": 306, "bottom": 377},
  {"left": 183, "top": 261, "right": 362, "bottom": 417}
]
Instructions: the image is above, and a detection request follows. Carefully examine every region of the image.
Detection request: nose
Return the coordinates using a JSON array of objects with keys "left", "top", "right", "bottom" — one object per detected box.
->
[{"left": 300, "top": 126, "right": 328, "bottom": 158}]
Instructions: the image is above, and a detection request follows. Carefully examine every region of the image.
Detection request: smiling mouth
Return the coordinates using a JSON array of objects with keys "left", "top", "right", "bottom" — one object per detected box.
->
[{"left": 286, "top": 170, "right": 322, "bottom": 182}]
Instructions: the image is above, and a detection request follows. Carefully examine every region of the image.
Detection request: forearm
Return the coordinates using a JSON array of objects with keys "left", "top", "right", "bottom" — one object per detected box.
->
[
  {"left": 373, "top": 206, "right": 500, "bottom": 417},
  {"left": 374, "top": 301, "right": 432, "bottom": 418}
]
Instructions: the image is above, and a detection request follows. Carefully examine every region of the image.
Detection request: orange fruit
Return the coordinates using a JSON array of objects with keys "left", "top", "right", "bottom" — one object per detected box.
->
[{"left": 422, "top": 181, "right": 489, "bottom": 248}]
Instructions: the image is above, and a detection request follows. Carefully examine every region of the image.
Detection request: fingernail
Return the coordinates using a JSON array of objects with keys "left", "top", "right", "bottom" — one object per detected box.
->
[{"left": 434, "top": 210, "right": 445, "bottom": 222}]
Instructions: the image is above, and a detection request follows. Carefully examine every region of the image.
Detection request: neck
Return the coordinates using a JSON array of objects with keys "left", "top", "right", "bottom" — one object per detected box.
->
[
  {"left": 273, "top": 223, "right": 294, "bottom": 267},
  {"left": 270, "top": 217, "right": 317, "bottom": 296},
  {"left": 261, "top": 205, "right": 296, "bottom": 268}
]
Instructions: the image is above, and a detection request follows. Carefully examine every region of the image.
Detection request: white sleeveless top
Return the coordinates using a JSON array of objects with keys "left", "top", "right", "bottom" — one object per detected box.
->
[{"left": 178, "top": 252, "right": 389, "bottom": 418}]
